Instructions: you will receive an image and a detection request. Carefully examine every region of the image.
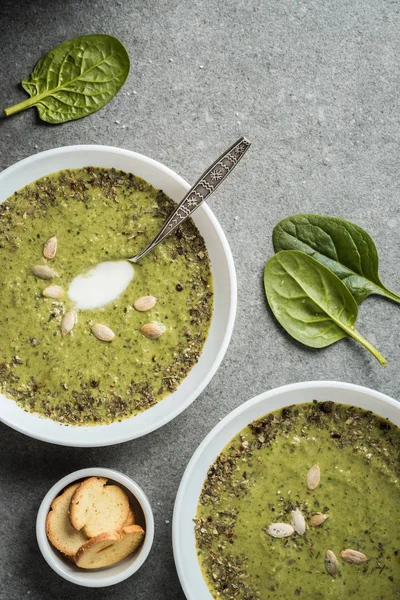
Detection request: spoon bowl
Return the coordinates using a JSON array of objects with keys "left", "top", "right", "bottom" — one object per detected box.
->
[{"left": 68, "top": 261, "right": 134, "bottom": 310}]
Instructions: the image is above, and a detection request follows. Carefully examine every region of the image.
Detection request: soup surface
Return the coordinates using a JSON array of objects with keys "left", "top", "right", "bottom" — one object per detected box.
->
[
  {"left": 196, "top": 402, "right": 400, "bottom": 599},
  {"left": 0, "top": 167, "right": 213, "bottom": 424}
]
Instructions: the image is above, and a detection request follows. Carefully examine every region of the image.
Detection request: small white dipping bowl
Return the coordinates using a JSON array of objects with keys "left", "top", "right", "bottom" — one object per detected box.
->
[
  {"left": 0, "top": 145, "right": 237, "bottom": 446},
  {"left": 37, "top": 468, "right": 154, "bottom": 587},
  {"left": 172, "top": 381, "right": 400, "bottom": 600}
]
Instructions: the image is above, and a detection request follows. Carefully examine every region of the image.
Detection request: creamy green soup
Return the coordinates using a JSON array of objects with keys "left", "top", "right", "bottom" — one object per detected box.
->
[
  {"left": 0, "top": 167, "right": 213, "bottom": 425},
  {"left": 196, "top": 402, "right": 400, "bottom": 599}
]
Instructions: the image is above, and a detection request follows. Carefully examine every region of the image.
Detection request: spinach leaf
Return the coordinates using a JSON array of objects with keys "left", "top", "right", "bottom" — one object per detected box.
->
[
  {"left": 273, "top": 214, "right": 400, "bottom": 304},
  {"left": 3, "top": 34, "right": 130, "bottom": 124},
  {"left": 264, "top": 250, "right": 386, "bottom": 366}
]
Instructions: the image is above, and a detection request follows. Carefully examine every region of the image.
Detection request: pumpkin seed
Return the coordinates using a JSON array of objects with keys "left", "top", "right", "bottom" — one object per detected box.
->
[
  {"left": 42, "top": 284, "right": 64, "bottom": 299},
  {"left": 133, "top": 295, "right": 158, "bottom": 312},
  {"left": 61, "top": 311, "right": 76, "bottom": 337},
  {"left": 308, "top": 512, "right": 329, "bottom": 527},
  {"left": 307, "top": 464, "right": 320, "bottom": 490},
  {"left": 291, "top": 509, "right": 306, "bottom": 536},
  {"left": 91, "top": 323, "right": 115, "bottom": 342},
  {"left": 325, "top": 550, "right": 339, "bottom": 576},
  {"left": 340, "top": 549, "right": 368, "bottom": 564},
  {"left": 32, "top": 265, "right": 58, "bottom": 280},
  {"left": 43, "top": 235, "right": 57, "bottom": 259},
  {"left": 266, "top": 523, "right": 294, "bottom": 538},
  {"left": 140, "top": 322, "right": 166, "bottom": 339}
]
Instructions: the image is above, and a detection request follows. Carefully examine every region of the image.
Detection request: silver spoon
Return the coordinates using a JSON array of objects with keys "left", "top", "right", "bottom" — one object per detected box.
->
[
  {"left": 68, "top": 139, "right": 251, "bottom": 309},
  {"left": 128, "top": 137, "right": 251, "bottom": 263}
]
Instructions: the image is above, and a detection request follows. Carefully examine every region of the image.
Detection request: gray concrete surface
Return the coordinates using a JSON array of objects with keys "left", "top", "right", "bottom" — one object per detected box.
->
[{"left": 0, "top": 1, "right": 399, "bottom": 598}]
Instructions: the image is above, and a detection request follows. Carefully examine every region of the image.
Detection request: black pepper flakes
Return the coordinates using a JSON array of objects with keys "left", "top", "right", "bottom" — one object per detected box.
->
[{"left": 319, "top": 401, "right": 334, "bottom": 413}]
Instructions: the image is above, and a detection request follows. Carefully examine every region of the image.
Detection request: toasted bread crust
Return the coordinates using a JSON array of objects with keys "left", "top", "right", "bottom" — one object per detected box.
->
[
  {"left": 74, "top": 525, "right": 145, "bottom": 569},
  {"left": 69, "top": 477, "right": 108, "bottom": 531},
  {"left": 69, "top": 477, "right": 130, "bottom": 538},
  {"left": 46, "top": 483, "right": 88, "bottom": 556},
  {"left": 69, "top": 476, "right": 108, "bottom": 531},
  {"left": 121, "top": 524, "right": 143, "bottom": 536},
  {"left": 75, "top": 531, "right": 119, "bottom": 558}
]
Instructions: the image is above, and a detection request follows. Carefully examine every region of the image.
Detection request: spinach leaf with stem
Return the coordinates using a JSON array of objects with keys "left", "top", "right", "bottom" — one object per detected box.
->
[
  {"left": 3, "top": 34, "right": 130, "bottom": 124},
  {"left": 264, "top": 250, "right": 387, "bottom": 366},
  {"left": 273, "top": 214, "right": 400, "bottom": 305}
]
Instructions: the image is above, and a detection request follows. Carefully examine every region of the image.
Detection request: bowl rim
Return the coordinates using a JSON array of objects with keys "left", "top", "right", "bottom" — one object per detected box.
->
[
  {"left": 36, "top": 467, "right": 155, "bottom": 587},
  {"left": 172, "top": 380, "right": 400, "bottom": 600},
  {"left": 0, "top": 144, "right": 237, "bottom": 446}
]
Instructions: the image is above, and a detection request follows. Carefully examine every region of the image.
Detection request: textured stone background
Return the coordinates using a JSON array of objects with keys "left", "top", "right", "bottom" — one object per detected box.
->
[{"left": 0, "top": 1, "right": 399, "bottom": 598}]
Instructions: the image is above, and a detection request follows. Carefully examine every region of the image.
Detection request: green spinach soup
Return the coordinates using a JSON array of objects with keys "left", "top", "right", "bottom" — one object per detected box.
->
[
  {"left": 196, "top": 402, "right": 400, "bottom": 599},
  {"left": 0, "top": 167, "right": 213, "bottom": 424}
]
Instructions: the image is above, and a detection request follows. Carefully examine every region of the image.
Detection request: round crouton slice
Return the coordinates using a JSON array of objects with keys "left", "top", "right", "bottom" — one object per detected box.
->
[
  {"left": 69, "top": 476, "right": 130, "bottom": 538},
  {"left": 46, "top": 483, "right": 88, "bottom": 556},
  {"left": 74, "top": 525, "right": 145, "bottom": 569}
]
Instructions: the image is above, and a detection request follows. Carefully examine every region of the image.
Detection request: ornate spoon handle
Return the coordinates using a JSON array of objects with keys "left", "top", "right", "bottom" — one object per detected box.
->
[{"left": 128, "top": 136, "right": 251, "bottom": 263}]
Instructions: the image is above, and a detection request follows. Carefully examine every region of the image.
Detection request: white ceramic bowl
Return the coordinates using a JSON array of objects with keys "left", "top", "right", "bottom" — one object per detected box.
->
[
  {"left": 172, "top": 381, "right": 400, "bottom": 600},
  {"left": 36, "top": 467, "right": 154, "bottom": 587},
  {"left": 0, "top": 145, "right": 236, "bottom": 446}
]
